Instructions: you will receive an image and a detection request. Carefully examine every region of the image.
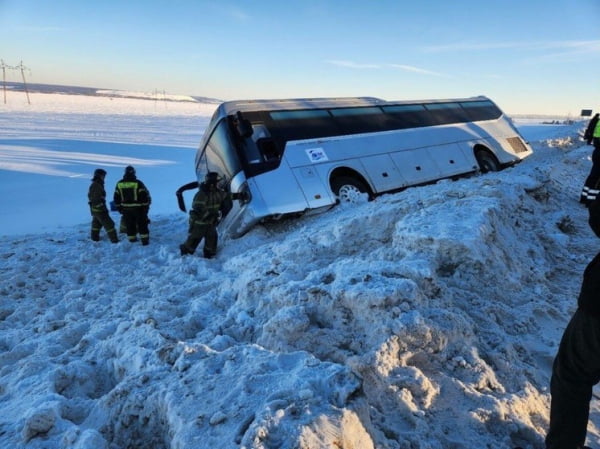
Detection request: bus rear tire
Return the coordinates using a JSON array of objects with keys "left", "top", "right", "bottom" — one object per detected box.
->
[
  {"left": 331, "top": 176, "right": 370, "bottom": 203},
  {"left": 475, "top": 150, "right": 500, "bottom": 173}
]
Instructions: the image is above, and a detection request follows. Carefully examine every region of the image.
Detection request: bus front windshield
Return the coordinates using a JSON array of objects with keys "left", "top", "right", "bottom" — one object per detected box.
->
[{"left": 202, "top": 119, "right": 243, "bottom": 180}]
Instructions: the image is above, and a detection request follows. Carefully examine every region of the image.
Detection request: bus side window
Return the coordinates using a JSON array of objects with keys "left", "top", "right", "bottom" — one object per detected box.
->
[{"left": 257, "top": 137, "right": 280, "bottom": 161}]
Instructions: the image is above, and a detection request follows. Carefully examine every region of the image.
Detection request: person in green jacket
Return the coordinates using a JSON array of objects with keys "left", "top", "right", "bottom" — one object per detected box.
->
[
  {"left": 88, "top": 168, "right": 118, "bottom": 243},
  {"left": 179, "top": 172, "right": 246, "bottom": 258}
]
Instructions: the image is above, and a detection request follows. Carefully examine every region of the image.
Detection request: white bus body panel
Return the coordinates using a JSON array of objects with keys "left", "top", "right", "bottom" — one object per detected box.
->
[
  {"left": 209, "top": 96, "right": 533, "bottom": 238},
  {"left": 283, "top": 123, "right": 509, "bottom": 194},
  {"left": 224, "top": 121, "right": 530, "bottom": 236}
]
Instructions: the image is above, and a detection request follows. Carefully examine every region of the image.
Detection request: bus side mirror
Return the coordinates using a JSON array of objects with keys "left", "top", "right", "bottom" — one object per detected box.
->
[{"left": 236, "top": 111, "right": 253, "bottom": 138}]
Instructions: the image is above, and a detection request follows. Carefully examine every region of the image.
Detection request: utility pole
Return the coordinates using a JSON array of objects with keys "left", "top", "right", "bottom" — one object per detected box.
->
[
  {"left": 1, "top": 60, "right": 6, "bottom": 104},
  {"left": 18, "top": 61, "right": 31, "bottom": 105}
]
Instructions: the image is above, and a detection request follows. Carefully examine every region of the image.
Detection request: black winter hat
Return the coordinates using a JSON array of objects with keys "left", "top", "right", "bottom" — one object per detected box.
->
[
  {"left": 125, "top": 165, "right": 136, "bottom": 176},
  {"left": 589, "top": 199, "right": 600, "bottom": 238},
  {"left": 94, "top": 168, "right": 107, "bottom": 178}
]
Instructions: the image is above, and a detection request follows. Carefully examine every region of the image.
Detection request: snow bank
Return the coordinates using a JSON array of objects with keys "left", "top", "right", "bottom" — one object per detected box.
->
[{"left": 0, "top": 94, "right": 599, "bottom": 448}]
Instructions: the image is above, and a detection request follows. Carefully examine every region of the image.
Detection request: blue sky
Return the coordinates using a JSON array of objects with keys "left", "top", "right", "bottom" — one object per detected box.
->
[{"left": 0, "top": 0, "right": 599, "bottom": 115}]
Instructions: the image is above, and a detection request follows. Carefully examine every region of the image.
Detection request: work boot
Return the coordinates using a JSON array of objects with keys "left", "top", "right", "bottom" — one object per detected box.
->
[
  {"left": 141, "top": 238, "right": 149, "bottom": 246},
  {"left": 180, "top": 244, "right": 192, "bottom": 256},
  {"left": 203, "top": 250, "right": 215, "bottom": 259},
  {"left": 108, "top": 229, "right": 119, "bottom": 243},
  {"left": 91, "top": 230, "right": 100, "bottom": 242}
]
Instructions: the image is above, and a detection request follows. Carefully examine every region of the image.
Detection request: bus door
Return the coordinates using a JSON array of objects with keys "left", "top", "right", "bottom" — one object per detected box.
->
[
  {"left": 285, "top": 142, "right": 337, "bottom": 209},
  {"left": 217, "top": 171, "right": 248, "bottom": 234},
  {"left": 250, "top": 163, "right": 315, "bottom": 214},
  {"left": 291, "top": 165, "right": 336, "bottom": 209}
]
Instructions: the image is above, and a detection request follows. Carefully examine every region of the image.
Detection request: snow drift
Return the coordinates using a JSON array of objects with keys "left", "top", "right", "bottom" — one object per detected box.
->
[{"left": 0, "top": 92, "right": 598, "bottom": 449}]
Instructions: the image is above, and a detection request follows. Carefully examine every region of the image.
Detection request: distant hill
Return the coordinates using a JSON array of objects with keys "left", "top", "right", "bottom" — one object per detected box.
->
[
  {"left": 1, "top": 81, "right": 222, "bottom": 104},
  {"left": 510, "top": 113, "right": 586, "bottom": 124}
]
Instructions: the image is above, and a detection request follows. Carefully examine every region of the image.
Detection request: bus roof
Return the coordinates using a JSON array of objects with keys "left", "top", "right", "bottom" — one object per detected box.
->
[{"left": 217, "top": 95, "right": 492, "bottom": 115}]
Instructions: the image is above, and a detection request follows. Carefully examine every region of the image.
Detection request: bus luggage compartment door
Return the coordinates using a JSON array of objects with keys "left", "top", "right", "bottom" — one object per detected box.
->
[
  {"left": 430, "top": 142, "right": 477, "bottom": 176},
  {"left": 359, "top": 154, "right": 407, "bottom": 192},
  {"left": 389, "top": 148, "right": 442, "bottom": 185}
]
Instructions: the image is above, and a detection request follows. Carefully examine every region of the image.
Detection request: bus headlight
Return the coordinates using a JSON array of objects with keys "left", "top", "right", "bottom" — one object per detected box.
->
[{"left": 237, "top": 185, "right": 251, "bottom": 204}]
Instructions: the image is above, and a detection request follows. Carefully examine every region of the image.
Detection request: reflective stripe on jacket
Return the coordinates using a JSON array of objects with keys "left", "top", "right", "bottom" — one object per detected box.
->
[
  {"left": 190, "top": 184, "right": 229, "bottom": 225},
  {"left": 114, "top": 179, "right": 151, "bottom": 208}
]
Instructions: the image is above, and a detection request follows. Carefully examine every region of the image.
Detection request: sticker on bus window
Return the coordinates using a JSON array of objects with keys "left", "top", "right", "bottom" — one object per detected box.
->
[{"left": 306, "top": 148, "right": 328, "bottom": 163}]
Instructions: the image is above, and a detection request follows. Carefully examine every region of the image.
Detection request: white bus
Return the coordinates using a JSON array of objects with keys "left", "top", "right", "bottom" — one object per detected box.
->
[{"left": 193, "top": 96, "right": 532, "bottom": 238}]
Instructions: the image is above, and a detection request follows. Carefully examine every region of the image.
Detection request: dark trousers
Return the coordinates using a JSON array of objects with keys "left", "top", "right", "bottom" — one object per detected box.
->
[
  {"left": 91, "top": 211, "right": 118, "bottom": 242},
  {"left": 122, "top": 207, "right": 149, "bottom": 244},
  {"left": 581, "top": 140, "right": 600, "bottom": 204},
  {"left": 182, "top": 223, "right": 218, "bottom": 257},
  {"left": 546, "top": 309, "right": 600, "bottom": 449}
]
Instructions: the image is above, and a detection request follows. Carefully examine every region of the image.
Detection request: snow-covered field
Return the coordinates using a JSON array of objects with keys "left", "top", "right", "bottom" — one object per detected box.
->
[{"left": 0, "top": 92, "right": 597, "bottom": 449}]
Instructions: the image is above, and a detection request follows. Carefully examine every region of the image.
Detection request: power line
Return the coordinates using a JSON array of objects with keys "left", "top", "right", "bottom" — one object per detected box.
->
[
  {"left": 18, "top": 61, "right": 31, "bottom": 105},
  {"left": 1, "top": 60, "right": 7, "bottom": 104},
  {"left": 0, "top": 59, "right": 32, "bottom": 104}
]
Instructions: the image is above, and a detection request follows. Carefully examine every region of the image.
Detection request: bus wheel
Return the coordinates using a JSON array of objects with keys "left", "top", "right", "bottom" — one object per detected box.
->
[
  {"left": 332, "top": 176, "right": 370, "bottom": 203},
  {"left": 475, "top": 150, "right": 500, "bottom": 173}
]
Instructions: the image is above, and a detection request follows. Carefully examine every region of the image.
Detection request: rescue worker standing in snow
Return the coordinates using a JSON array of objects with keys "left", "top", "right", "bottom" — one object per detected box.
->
[
  {"left": 545, "top": 198, "right": 600, "bottom": 449},
  {"left": 580, "top": 113, "right": 600, "bottom": 205},
  {"left": 114, "top": 165, "right": 151, "bottom": 245},
  {"left": 179, "top": 172, "right": 246, "bottom": 258},
  {"left": 88, "top": 168, "right": 118, "bottom": 243}
]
